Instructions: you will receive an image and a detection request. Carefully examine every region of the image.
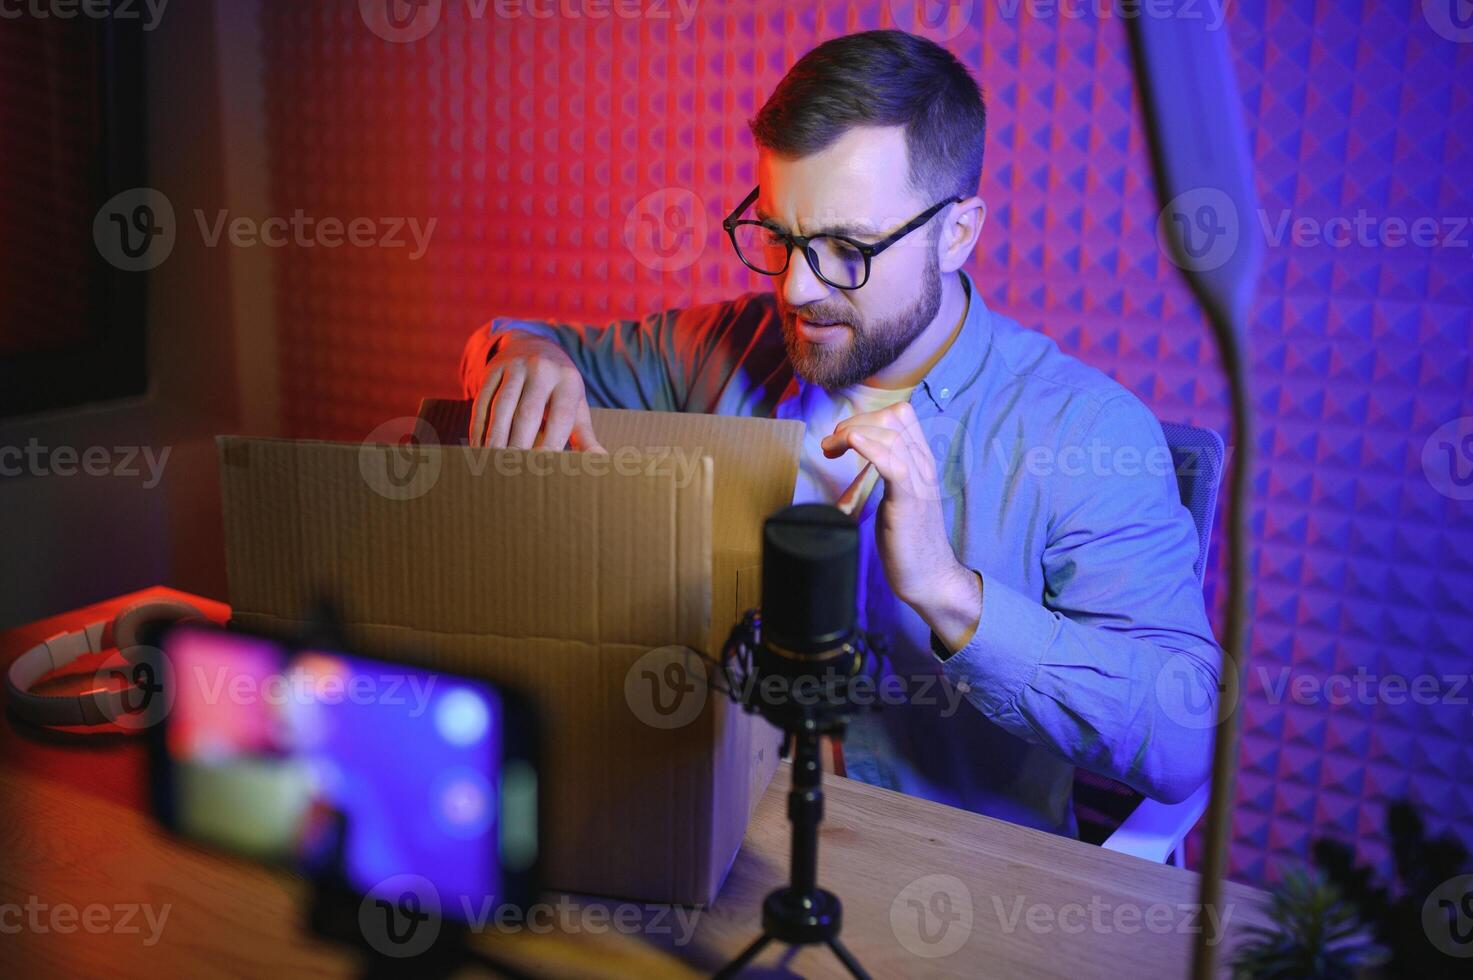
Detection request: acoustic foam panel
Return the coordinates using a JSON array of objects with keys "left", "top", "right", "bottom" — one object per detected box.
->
[{"left": 256, "top": 0, "right": 1473, "bottom": 887}]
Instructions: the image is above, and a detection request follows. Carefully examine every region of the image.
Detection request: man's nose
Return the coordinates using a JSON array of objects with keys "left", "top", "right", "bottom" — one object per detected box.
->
[{"left": 781, "top": 246, "right": 833, "bottom": 309}]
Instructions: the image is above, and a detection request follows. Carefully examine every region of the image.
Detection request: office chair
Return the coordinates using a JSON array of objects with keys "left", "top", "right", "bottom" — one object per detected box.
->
[{"left": 1074, "top": 420, "right": 1226, "bottom": 867}]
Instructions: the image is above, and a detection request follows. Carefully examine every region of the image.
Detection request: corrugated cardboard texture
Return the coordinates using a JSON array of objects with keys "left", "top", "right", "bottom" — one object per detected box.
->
[
  {"left": 420, "top": 400, "right": 800, "bottom": 564},
  {"left": 419, "top": 401, "right": 802, "bottom": 657},
  {"left": 219, "top": 410, "right": 801, "bottom": 905}
]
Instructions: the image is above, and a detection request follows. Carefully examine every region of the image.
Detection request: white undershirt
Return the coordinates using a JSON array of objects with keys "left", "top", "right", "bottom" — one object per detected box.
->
[{"left": 790, "top": 381, "right": 917, "bottom": 507}]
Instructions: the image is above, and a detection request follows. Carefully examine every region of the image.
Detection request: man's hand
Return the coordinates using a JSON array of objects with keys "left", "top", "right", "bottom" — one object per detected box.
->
[
  {"left": 820, "top": 401, "right": 982, "bottom": 653},
  {"left": 469, "top": 334, "right": 607, "bottom": 451}
]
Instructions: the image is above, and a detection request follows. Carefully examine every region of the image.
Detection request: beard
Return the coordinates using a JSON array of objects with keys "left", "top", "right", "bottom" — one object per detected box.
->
[{"left": 778, "top": 253, "right": 943, "bottom": 390}]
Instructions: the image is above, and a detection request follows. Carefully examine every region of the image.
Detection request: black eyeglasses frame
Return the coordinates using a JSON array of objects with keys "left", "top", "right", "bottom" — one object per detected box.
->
[{"left": 721, "top": 185, "right": 962, "bottom": 290}]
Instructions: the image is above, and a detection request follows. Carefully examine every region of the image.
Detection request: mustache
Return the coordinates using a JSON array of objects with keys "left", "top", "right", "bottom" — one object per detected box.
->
[{"left": 785, "top": 307, "right": 856, "bottom": 327}]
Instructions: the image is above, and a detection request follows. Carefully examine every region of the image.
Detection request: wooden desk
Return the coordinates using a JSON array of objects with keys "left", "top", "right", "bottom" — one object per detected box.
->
[{"left": 2, "top": 589, "right": 1269, "bottom": 978}]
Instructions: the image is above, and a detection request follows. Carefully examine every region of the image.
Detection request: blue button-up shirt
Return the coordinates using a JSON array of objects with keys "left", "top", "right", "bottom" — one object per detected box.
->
[{"left": 461, "top": 272, "right": 1221, "bottom": 837}]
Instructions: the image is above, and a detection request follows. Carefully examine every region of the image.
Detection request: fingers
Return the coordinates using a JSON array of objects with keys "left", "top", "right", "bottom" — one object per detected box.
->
[
  {"left": 570, "top": 400, "right": 607, "bottom": 454},
  {"left": 473, "top": 340, "right": 604, "bottom": 453},
  {"left": 821, "top": 403, "right": 938, "bottom": 500},
  {"left": 508, "top": 370, "right": 557, "bottom": 449},
  {"left": 469, "top": 365, "right": 503, "bottom": 447},
  {"left": 822, "top": 403, "right": 893, "bottom": 455},
  {"left": 842, "top": 425, "right": 914, "bottom": 489},
  {"left": 484, "top": 366, "right": 526, "bottom": 449},
  {"left": 537, "top": 381, "right": 579, "bottom": 451},
  {"left": 889, "top": 400, "right": 930, "bottom": 451}
]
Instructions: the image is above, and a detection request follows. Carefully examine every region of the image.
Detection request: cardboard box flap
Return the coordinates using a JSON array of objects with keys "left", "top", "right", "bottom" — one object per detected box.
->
[
  {"left": 417, "top": 399, "right": 805, "bottom": 566},
  {"left": 218, "top": 435, "right": 712, "bottom": 653}
]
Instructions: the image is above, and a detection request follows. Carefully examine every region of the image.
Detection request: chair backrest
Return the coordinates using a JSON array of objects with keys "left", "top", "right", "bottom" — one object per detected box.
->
[
  {"left": 1072, "top": 419, "right": 1227, "bottom": 845},
  {"left": 1158, "top": 420, "right": 1226, "bottom": 585}
]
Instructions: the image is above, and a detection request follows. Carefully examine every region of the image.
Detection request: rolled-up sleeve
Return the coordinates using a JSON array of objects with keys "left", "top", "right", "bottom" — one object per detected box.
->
[
  {"left": 936, "top": 393, "right": 1223, "bottom": 804},
  {"left": 459, "top": 310, "right": 681, "bottom": 411},
  {"left": 459, "top": 295, "right": 777, "bottom": 413}
]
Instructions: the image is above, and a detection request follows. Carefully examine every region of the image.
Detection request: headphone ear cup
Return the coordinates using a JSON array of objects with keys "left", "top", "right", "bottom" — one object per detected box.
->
[{"left": 112, "top": 599, "right": 208, "bottom": 654}]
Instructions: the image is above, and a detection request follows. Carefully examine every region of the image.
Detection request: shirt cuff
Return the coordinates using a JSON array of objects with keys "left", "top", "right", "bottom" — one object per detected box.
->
[{"left": 931, "top": 572, "right": 1051, "bottom": 717}]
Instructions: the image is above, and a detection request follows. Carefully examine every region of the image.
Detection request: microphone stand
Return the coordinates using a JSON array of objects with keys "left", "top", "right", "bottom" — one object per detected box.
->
[
  {"left": 715, "top": 606, "right": 877, "bottom": 980},
  {"left": 717, "top": 722, "right": 868, "bottom": 979}
]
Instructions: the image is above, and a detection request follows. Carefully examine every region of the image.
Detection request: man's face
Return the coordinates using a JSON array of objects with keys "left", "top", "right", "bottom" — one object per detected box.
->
[{"left": 757, "top": 125, "right": 944, "bottom": 390}]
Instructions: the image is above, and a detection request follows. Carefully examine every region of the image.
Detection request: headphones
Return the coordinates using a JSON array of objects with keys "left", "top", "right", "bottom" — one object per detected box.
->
[{"left": 5, "top": 599, "right": 205, "bottom": 728}]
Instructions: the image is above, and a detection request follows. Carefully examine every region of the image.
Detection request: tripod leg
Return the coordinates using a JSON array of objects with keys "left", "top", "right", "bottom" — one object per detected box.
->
[
  {"left": 826, "top": 936, "right": 871, "bottom": 980},
  {"left": 715, "top": 932, "right": 775, "bottom": 979}
]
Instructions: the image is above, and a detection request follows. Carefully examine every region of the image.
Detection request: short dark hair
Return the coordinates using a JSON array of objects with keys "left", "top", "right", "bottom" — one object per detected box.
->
[{"left": 750, "top": 30, "right": 986, "bottom": 201}]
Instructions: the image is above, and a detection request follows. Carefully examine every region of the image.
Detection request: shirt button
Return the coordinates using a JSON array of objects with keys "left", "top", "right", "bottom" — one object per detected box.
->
[
  {"left": 956, "top": 680, "right": 971, "bottom": 694},
  {"left": 939, "top": 387, "right": 950, "bottom": 399}
]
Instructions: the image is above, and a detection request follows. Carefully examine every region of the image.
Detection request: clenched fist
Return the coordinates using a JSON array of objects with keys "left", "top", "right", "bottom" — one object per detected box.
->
[{"left": 468, "top": 334, "right": 606, "bottom": 452}]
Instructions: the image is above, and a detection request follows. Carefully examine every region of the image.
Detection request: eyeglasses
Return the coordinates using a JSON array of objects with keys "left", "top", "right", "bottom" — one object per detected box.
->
[{"left": 722, "top": 186, "right": 961, "bottom": 290}]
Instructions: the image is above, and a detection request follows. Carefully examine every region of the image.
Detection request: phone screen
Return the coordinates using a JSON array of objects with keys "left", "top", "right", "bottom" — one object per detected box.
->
[{"left": 152, "top": 624, "right": 538, "bottom": 920}]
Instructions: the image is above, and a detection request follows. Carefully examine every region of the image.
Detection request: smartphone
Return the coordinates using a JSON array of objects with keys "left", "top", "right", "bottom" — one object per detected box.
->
[{"left": 148, "top": 622, "right": 541, "bottom": 923}]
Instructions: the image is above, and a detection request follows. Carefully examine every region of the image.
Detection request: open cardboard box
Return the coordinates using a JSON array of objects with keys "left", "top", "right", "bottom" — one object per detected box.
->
[{"left": 216, "top": 401, "right": 802, "bottom": 904}]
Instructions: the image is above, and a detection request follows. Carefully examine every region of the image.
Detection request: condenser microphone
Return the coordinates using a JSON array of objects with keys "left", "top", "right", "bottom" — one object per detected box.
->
[
  {"left": 727, "top": 503, "right": 882, "bottom": 726},
  {"left": 759, "top": 503, "right": 861, "bottom": 667}
]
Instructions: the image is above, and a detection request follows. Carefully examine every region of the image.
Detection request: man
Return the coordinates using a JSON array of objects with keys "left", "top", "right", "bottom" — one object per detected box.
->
[{"left": 459, "top": 30, "right": 1221, "bottom": 838}]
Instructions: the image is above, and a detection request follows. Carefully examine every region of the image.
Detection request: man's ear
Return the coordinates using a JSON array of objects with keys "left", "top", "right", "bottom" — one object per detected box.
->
[{"left": 939, "top": 196, "right": 986, "bottom": 274}]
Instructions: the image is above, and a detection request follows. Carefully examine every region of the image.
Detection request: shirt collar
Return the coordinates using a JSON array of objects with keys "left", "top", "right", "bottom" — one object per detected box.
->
[
  {"left": 913, "top": 269, "right": 993, "bottom": 415},
  {"left": 774, "top": 269, "right": 994, "bottom": 418}
]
